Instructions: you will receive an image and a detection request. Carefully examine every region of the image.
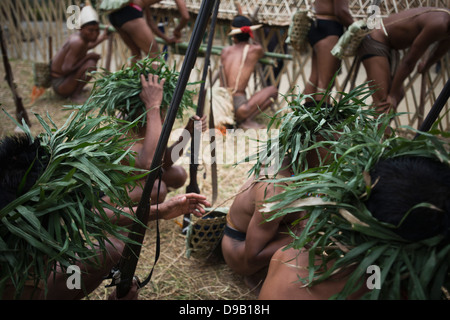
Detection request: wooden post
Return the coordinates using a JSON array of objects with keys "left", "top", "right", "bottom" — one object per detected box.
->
[{"left": 0, "top": 27, "right": 31, "bottom": 127}]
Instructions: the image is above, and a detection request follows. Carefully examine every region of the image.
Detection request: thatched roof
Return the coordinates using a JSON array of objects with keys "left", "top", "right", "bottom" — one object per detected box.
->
[{"left": 153, "top": 0, "right": 450, "bottom": 26}]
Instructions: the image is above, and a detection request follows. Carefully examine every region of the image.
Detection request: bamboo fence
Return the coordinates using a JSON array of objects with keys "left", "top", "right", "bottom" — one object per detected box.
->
[{"left": 0, "top": 0, "right": 449, "bottom": 130}]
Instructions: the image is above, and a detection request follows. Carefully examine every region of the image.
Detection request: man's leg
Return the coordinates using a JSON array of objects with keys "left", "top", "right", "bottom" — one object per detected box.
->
[
  {"left": 361, "top": 56, "right": 391, "bottom": 111},
  {"left": 55, "top": 58, "right": 97, "bottom": 103},
  {"left": 128, "top": 178, "right": 168, "bottom": 205},
  {"left": 235, "top": 86, "right": 278, "bottom": 129},
  {"left": 120, "top": 17, "right": 160, "bottom": 60},
  {"left": 162, "top": 165, "right": 188, "bottom": 190},
  {"left": 313, "top": 36, "right": 341, "bottom": 101},
  {"left": 44, "top": 237, "right": 124, "bottom": 300},
  {"left": 304, "top": 49, "right": 318, "bottom": 96}
]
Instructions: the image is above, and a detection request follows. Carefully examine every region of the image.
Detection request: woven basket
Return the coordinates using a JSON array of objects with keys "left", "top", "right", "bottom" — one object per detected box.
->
[
  {"left": 32, "top": 62, "right": 51, "bottom": 88},
  {"left": 286, "top": 9, "right": 315, "bottom": 53},
  {"left": 331, "top": 20, "right": 369, "bottom": 59},
  {"left": 185, "top": 207, "right": 228, "bottom": 259}
]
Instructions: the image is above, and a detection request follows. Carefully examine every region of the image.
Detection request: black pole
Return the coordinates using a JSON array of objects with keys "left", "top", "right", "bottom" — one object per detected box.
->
[
  {"left": 414, "top": 78, "right": 450, "bottom": 139},
  {"left": 183, "top": 0, "right": 221, "bottom": 233},
  {"left": 116, "top": 0, "right": 218, "bottom": 298}
]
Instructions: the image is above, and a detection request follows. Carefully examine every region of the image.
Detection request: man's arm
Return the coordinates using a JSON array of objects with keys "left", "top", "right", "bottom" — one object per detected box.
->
[
  {"left": 387, "top": 25, "right": 446, "bottom": 108},
  {"left": 172, "top": 0, "right": 190, "bottom": 41},
  {"left": 417, "top": 38, "right": 450, "bottom": 74},
  {"left": 87, "top": 29, "right": 110, "bottom": 50},
  {"left": 163, "top": 115, "right": 207, "bottom": 169},
  {"left": 101, "top": 193, "right": 210, "bottom": 226},
  {"left": 334, "top": 0, "right": 354, "bottom": 27},
  {"left": 144, "top": 6, "right": 175, "bottom": 44},
  {"left": 242, "top": 183, "right": 292, "bottom": 273},
  {"left": 149, "top": 193, "right": 210, "bottom": 221},
  {"left": 134, "top": 74, "right": 165, "bottom": 170},
  {"left": 59, "top": 38, "right": 97, "bottom": 75}
]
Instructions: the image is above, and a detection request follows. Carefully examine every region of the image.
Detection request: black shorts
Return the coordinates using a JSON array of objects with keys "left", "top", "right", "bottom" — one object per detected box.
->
[
  {"left": 308, "top": 19, "right": 344, "bottom": 47},
  {"left": 109, "top": 5, "right": 143, "bottom": 29}
]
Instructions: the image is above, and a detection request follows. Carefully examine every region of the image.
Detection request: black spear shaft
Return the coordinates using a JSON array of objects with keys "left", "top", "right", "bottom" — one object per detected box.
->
[
  {"left": 116, "top": 0, "right": 218, "bottom": 298},
  {"left": 414, "top": 78, "right": 449, "bottom": 139},
  {"left": 183, "top": 0, "right": 221, "bottom": 233}
]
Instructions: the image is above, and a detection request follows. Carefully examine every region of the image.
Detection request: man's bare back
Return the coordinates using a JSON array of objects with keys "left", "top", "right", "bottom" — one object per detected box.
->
[
  {"left": 220, "top": 42, "right": 264, "bottom": 95},
  {"left": 371, "top": 7, "right": 450, "bottom": 49},
  {"left": 221, "top": 165, "right": 303, "bottom": 290}
]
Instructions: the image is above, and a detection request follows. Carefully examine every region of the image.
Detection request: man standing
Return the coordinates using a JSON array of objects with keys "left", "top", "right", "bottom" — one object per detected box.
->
[
  {"left": 50, "top": 5, "right": 109, "bottom": 103},
  {"left": 108, "top": 0, "right": 190, "bottom": 62},
  {"left": 304, "top": 0, "right": 353, "bottom": 105},
  {"left": 220, "top": 15, "right": 278, "bottom": 129}
]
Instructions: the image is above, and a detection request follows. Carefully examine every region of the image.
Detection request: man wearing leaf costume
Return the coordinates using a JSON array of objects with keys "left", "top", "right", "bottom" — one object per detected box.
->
[
  {"left": 0, "top": 108, "right": 209, "bottom": 299},
  {"left": 82, "top": 56, "right": 205, "bottom": 205},
  {"left": 221, "top": 82, "right": 377, "bottom": 294},
  {"left": 258, "top": 114, "right": 450, "bottom": 300}
]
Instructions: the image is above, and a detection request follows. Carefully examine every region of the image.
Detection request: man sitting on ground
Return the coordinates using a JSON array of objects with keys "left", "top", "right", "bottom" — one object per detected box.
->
[
  {"left": 50, "top": 5, "right": 109, "bottom": 103},
  {"left": 220, "top": 15, "right": 278, "bottom": 129}
]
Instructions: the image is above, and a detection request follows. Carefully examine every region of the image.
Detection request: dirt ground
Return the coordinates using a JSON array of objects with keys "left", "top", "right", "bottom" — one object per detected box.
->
[{"left": 0, "top": 59, "right": 265, "bottom": 300}]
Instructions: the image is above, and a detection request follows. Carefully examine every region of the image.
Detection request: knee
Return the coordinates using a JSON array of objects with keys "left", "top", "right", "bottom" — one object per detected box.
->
[
  {"left": 151, "top": 179, "right": 168, "bottom": 204},
  {"left": 268, "top": 86, "right": 278, "bottom": 98},
  {"left": 84, "top": 59, "right": 98, "bottom": 72},
  {"left": 163, "top": 165, "right": 187, "bottom": 189}
]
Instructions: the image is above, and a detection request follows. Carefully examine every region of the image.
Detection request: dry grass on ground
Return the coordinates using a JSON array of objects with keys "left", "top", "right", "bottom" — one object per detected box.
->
[{"left": 0, "top": 59, "right": 263, "bottom": 300}]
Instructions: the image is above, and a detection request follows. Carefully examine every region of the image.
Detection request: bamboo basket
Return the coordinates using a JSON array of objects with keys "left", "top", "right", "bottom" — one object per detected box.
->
[
  {"left": 32, "top": 62, "right": 51, "bottom": 88},
  {"left": 331, "top": 20, "right": 370, "bottom": 59},
  {"left": 185, "top": 207, "right": 228, "bottom": 260},
  {"left": 286, "top": 9, "right": 315, "bottom": 53}
]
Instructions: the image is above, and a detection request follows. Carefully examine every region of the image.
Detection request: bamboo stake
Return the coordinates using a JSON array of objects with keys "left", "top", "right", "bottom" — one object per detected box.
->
[{"left": 0, "top": 27, "right": 31, "bottom": 127}]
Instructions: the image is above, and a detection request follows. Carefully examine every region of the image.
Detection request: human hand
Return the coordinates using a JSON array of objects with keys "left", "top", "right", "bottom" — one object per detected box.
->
[
  {"left": 139, "top": 73, "right": 165, "bottom": 111},
  {"left": 87, "top": 52, "right": 101, "bottom": 61},
  {"left": 185, "top": 115, "right": 207, "bottom": 134},
  {"left": 417, "top": 59, "right": 428, "bottom": 74},
  {"left": 158, "top": 193, "right": 210, "bottom": 220},
  {"left": 108, "top": 278, "right": 140, "bottom": 300},
  {"left": 173, "top": 29, "right": 183, "bottom": 42}
]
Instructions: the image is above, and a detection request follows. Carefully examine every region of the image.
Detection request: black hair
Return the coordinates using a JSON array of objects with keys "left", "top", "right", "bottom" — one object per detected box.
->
[
  {"left": 0, "top": 135, "right": 49, "bottom": 210},
  {"left": 231, "top": 15, "right": 252, "bottom": 42},
  {"left": 81, "top": 20, "right": 99, "bottom": 28},
  {"left": 365, "top": 156, "right": 450, "bottom": 241}
]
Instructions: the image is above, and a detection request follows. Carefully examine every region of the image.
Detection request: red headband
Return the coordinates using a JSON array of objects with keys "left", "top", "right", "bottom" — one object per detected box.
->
[{"left": 239, "top": 26, "right": 254, "bottom": 38}]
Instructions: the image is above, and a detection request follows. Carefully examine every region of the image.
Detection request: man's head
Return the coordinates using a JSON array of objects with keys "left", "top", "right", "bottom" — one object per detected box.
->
[
  {"left": 79, "top": 5, "right": 100, "bottom": 42},
  {"left": 365, "top": 156, "right": 450, "bottom": 241},
  {"left": 0, "top": 135, "right": 48, "bottom": 210},
  {"left": 229, "top": 15, "right": 261, "bottom": 42}
]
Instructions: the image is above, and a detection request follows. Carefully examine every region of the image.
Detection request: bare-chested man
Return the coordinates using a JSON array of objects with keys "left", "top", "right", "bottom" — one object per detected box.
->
[
  {"left": 258, "top": 246, "right": 367, "bottom": 300},
  {"left": 108, "top": 0, "right": 190, "bottom": 62},
  {"left": 50, "top": 6, "right": 109, "bottom": 103},
  {"left": 221, "top": 160, "right": 304, "bottom": 292},
  {"left": 357, "top": 7, "right": 450, "bottom": 112},
  {"left": 304, "top": 0, "right": 353, "bottom": 105},
  {"left": 220, "top": 15, "right": 278, "bottom": 129}
]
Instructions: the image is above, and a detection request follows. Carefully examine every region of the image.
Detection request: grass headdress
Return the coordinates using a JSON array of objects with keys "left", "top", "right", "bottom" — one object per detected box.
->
[
  {"left": 247, "top": 81, "right": 379, "bottom": 178},
  {"left": 261, "top": 113, "right": 450, "bottom": 299},
  {"left": 82, "top": 55, "right": 198, "bottom": 125},
  {"left": 0, "top": 110, "right": 144, "bottom": 298}
]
